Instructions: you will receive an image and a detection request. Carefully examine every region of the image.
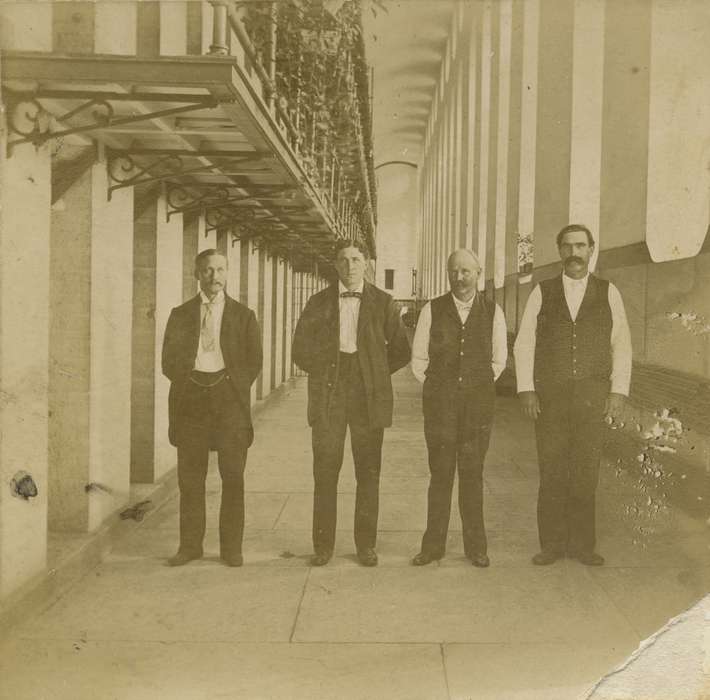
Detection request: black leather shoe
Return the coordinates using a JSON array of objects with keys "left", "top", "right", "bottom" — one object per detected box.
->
[
  {"left": 411, "top": 551, "right": 441, "bottom": 566},
  {"left": 167, "top": 551, "right": 202, "bottom": 567},
  {"left": 531, "top": 551, "right": 562, "bottom": 566},
  {"left": 310, "top": 552, "right": 332, "bottom": 567},
  {"left": 470, "top": 553, "right": 490, "bottom": 568},
  {"left": 222, "top": 554, "right": 243, "bottom": 567},
  {"left": 573, "top": 551, "right": 605, "bottom": 566},
  {"left": 357, "top": 548, "right": 378, "bottom": 567}
]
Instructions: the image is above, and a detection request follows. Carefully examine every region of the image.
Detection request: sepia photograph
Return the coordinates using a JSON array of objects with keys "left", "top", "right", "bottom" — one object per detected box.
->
[{"left": 0, "top": 0, "right": 709, "bottom": 698}]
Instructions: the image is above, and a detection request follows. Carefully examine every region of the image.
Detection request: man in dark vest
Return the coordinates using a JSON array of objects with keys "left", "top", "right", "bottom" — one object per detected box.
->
[
  {"left": 162, "top": 249, "right": 262, "bottom": 567},
  {"left": 292, "top": 239, "right": 410, "bottom": 567},
  {"left": 410, "top": 249, "right": 508, "bottom": 567},
  {"left": 514, "top": 225, "right": 632, "bottom": 566}
]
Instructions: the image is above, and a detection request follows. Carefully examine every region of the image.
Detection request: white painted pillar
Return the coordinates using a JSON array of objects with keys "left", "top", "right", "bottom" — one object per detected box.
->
[
  {"left": 569, "top": 0, "right": 605, "bottom": 270},
  {"left": 259, "top": 251, "right": 272, "bottom": 398},
  {"left": 517, "top": 0, "right": 539, "bottom": 259},
  {"left": 0, "top": 142, "right": 51, "bottom": 598},
  {"left": 494, "top": 0, "right": 513, "bottom": 289},
  {"left": 274, "top": 258, "right": 285, "bottom": 387},
  {"left": 645, "top": 0, "right": 710, "bottom": 262},
  {"left": 477, "top": 2, "right": 492, "bottom": 289},
  {"left": 153, "top": 198, "right": 183, "bottom": 480}
]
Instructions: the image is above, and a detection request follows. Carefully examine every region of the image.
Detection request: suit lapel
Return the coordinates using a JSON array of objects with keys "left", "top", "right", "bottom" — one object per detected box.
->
[
  {"left": 356, "top": 282, "right": 374, "bottom": 344},
  {"left": 326, "top": 284, "right": 340, "bottom": 338},
  {"left": 220, "top": 295, "right": 234, "bottom": 356},
  {"left": 188, "top": 294, "right": 202, "bottom": 358}
]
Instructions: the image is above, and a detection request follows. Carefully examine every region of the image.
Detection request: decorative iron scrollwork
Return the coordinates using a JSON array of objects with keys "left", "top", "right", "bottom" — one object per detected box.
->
[{"left": 5, "top": 89, "right": 220, "bottom": 157}]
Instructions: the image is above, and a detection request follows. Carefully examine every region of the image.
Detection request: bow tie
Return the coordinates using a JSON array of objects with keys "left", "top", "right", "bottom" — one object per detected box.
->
[{"left": 340, "top": 291, "right": 362, "bottom": 299}]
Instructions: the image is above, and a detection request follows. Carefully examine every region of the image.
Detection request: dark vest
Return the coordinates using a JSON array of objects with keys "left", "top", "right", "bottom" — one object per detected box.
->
[
  {"left": 425, "top": 292, "right": 495, "bottom": 390},
  {"left": 534, "top": 274, "right": 612, "bottom": 387}
]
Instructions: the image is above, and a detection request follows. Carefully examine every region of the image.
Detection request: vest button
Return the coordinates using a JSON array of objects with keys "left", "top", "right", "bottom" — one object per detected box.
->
[
  {"left": 460, "top": 351, "right": 464, "bottom": 356},
  {"left": 458, "top": 377, "right": 463, "bottom": 382}
]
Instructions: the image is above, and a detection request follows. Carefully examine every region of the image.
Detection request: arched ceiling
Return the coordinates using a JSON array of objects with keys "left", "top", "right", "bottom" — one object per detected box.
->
[{"left": 363, "top": 0, "right": 455, "bottom": 168}]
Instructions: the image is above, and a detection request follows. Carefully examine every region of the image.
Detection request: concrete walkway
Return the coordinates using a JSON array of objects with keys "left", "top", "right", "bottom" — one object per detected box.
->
[{"left": 2, "top": 369, "right": 709, "bottom": 700}]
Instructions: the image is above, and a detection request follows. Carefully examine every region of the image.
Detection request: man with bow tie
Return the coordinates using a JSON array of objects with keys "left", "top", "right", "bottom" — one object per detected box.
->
[
  {"left": 514, "top": 225, "right": 632, "bottom": 566},
  {"left": 162, "top": 249, "right": 262, "bottom": 567},
  {"left": 292, "top": 239, "right": 410, "bottom": 567},
  {"left": 410, "top": 249, "right": 508, "bottom": 567}
]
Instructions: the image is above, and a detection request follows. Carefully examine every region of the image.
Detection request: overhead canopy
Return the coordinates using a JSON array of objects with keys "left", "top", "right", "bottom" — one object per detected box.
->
[{"left": 2, "top": 51, "right": 359, "bottom": 269}]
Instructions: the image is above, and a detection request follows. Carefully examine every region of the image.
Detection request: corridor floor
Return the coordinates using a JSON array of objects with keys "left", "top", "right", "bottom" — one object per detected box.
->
[{"left": 2, "top": 369, "right": 709, "bottom": 700}]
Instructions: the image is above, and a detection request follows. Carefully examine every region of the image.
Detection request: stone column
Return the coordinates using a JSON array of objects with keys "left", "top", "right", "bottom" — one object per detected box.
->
[
  {"left": 569, "top": 0, "right": 605, "bottom": 270},
  {"left": 0, "top": 141, "right": 51, "bottom": 598},
  {"left": 533, "top": 0, "right": 574, "bottom": 266},
  {"left": 130, "top": 195, "right": 182, "bottom": 483},
  {"left": 259, "top": 250, "right": 273, "bottom": 399},
  {"left": 283, "top": 262, "right": 293, "bottom": 381},
  {"left": 246, "top": 242, "right": 261, "bottom": 405},
  {"left": 48, "top": 157, "right": 133, "bottom": 532},
  {"left": 226, "top": 231, "right": 241, "bottom": 301},
  {"left": 274, "top": 257, "right": 285, "bottom": 388}
]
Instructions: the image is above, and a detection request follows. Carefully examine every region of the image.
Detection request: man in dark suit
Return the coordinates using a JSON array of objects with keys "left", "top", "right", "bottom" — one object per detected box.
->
[
  {"left": 162, "top": 249, "right": 262, "bottom": 567},
  {"left": 292, "top": 239, "right": 410, "bottom": 567}
]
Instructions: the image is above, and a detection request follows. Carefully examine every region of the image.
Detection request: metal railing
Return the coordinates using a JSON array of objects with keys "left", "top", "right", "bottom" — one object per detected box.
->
[{"left": 214, "top": 0, "right": 377, "bottom": 257}]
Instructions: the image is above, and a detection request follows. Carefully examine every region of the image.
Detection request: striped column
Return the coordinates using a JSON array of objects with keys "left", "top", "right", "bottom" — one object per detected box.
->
[
  {"left": 533, "top": 0, "right": 574, "bottom": 266},
  {"left": 569, "top": 0, "right": 605, "bottom": 269}
]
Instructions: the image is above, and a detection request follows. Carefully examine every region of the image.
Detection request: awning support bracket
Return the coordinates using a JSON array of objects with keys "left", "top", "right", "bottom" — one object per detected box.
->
[{"left": 4, "top": 89, "right": 219, "bottom": 157}]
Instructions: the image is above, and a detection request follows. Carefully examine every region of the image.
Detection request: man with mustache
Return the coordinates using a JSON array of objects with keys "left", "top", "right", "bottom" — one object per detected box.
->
[
  {"left": 292, "top": 239, "right": 410, "bottom": 567},
  {"left": 410, "top": 249, "right": 508, "bottom": 567},
  {"left": 514, "top": 225, "right": 632, "bottom": 566},
  {"left": 162, "top": 249, "right": 262, "bottom": 567}
]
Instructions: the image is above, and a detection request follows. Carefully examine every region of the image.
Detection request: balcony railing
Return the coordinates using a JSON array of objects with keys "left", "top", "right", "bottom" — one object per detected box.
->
[{"left": 218, "top": 0, "right": 377, "bottom": 256}]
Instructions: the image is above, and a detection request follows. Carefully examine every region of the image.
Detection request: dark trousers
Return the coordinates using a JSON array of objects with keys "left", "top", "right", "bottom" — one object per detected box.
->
[
  {"left": 535, "top": 378, "right": 608, "bottom": 555},
  {"left": 311, "top": 352, "right": 384, "bottom": 555},
  {"left": 176, "top": 371, "right": 249, "bottom": 558},
  {"left": 422, "top": 384, "right": 494, "bottom": 557}
]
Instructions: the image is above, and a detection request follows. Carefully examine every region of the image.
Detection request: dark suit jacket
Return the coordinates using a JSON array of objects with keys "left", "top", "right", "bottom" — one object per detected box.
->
[
  {"left": 161, "top": 294, "right": 262, "bottom": 447},
  {"left": 292, "top": 281, "right": 411, "bottom": 429}
]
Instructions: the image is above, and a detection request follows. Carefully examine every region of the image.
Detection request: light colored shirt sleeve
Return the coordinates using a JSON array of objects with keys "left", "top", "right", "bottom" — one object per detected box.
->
[
  {"left": 608, "top": 283, "right": 632, "bottom": 396},
  {"left": 513, "top": 284, "right": 542, "bottom": 393},
  {"left": 411, "top": 301, "right": 432, "bottom": 384},
  {"left": 492, "top": 304, "right": 508, "bottom": 381}
]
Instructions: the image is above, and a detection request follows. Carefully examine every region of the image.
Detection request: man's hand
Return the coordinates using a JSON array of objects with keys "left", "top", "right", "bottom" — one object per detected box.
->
[
  {"left": 604, "top": 392, "right": 626, "bottom": 422},
  {"left": 518, "top": 391, "right": 541, "bottom": 420}
]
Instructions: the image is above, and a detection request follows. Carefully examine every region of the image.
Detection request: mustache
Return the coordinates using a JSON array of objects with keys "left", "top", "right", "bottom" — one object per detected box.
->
[{"left": 564, "top": 255, "right": 584, "bottom": 265}]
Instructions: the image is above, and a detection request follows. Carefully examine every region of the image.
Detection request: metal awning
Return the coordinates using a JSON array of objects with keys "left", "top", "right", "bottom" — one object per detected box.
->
[{"left": 2, "top": 52, "right": 342, "bottom": 268}]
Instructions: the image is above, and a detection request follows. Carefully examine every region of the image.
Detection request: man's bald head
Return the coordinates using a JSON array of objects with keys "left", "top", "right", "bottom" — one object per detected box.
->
[
  {"left": 447, "top": 248, "right": 481, "bottom": 270},
  {"left": 447, "top": 248, "right": 481, "bottom": 301}
]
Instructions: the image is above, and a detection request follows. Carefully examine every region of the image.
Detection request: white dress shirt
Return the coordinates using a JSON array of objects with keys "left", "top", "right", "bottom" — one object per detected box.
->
[
  {"left": 513, "top": 273, "right": 632, "bottom": 395},
  {"left": 411, "top": 293, "right": 508, "bottom": 384},
  {"left": 194, "top": 290, "right": 226, "bottom": 371},
  {"left": 338, "top": 280, "right": 363, "bottom": 353}
]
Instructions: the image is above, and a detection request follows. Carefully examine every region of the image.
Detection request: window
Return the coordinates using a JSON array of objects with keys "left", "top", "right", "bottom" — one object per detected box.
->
[{"left": 384, "top": 269, "right": 394, "bottom": 290}]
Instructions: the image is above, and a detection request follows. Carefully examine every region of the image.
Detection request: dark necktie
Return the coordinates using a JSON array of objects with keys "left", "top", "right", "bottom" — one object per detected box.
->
[{"left": 340, "top": 291, "right": 362, "bottom": 299}]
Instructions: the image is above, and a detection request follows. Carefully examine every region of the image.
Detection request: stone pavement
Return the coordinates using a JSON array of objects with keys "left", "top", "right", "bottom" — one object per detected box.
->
[{"left": 1, "top": 369, "right": 709, "bottom": 700}]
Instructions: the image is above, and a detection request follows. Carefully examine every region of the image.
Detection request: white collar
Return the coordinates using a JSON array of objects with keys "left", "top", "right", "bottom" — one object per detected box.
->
[
  {"left": 562, "top": 272, "right": 589, "bottom": 286},
  {"left": 451, "top": 291, "right": 476, "bottom": 308},
  {"left": 338, "top": 280, "right": 365, "bottom": 295},
  {"left": 199, "top": 290, "right": 225, "bottom": 305}
]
